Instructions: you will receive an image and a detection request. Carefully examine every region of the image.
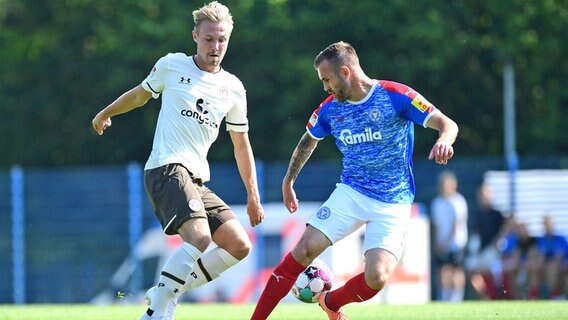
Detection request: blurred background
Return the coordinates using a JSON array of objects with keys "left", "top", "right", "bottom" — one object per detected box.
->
[{"left": 1, "top": 0, "right": 567, "bottom": 305}]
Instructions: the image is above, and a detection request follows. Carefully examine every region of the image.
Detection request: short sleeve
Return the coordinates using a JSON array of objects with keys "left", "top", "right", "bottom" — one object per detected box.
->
[
  {"left": 380, "top": 80, "right": 437, "bottom": 128},
  {"left": 225, "top": 83, "right": 249, "bottom": 132},
  {"left": 306, "top": 96, "right": 333, "bottom": 140},
  {"left": 141, "top": 55, "right": 169, "bottom": 99}
]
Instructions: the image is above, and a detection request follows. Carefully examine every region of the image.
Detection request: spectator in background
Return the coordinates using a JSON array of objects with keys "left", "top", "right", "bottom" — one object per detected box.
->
[
  {"left": 499, "top": 219, "right": 539, "bottom": 299},
  {"left": 431, "top": 170, "right": 468, "bottom": 301},
  {"left": 564, "top": 236, "right": 568, "bottom": 299},
  {"left": 534, "top": 214, "right": 568, "bottom": 300},
  {"left": 465, "top": 183, "right": 506, "bottom": 300}
]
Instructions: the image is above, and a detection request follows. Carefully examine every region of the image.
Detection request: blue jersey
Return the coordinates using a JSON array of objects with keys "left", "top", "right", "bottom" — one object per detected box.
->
[
  {"left": 536, "top": 234, "right": 568, "bottom": 260},
  {"left": 307, "top": 80, "right": 436, "bottom": 204}
]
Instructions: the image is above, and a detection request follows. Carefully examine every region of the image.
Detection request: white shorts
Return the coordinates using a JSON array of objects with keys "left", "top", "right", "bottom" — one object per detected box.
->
[{"left": 307, "top": 183, "right": 411, "bottom": 261}]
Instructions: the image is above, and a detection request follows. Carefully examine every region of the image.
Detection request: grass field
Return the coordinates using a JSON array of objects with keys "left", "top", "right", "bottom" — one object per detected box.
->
[{"left": 1, "top": 301, "right": 568, "bottom": 320}]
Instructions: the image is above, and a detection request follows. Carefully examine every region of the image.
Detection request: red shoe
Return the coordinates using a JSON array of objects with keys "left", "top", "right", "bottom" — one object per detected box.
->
[{"left": 318, "top": 291, "right": 349, "bottom": 320}]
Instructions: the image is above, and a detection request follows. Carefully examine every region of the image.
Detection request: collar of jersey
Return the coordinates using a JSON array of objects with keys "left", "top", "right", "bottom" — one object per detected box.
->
[{"left": 346, "top": 81, "right": 377, "bottom": 105}]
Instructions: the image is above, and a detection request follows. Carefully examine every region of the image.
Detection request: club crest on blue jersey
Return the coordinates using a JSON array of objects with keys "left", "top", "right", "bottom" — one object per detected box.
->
[
  {"left": 370, "top": 109, "right": 380, "bottom": 121},
  {"left": 317, "top": 206, "right": 331, "bottom": 219}
]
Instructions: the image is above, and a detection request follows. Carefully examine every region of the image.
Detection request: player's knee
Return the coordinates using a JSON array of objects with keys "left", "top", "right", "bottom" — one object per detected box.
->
[
  {"left": 220, "top": 234, "right": 252, "bottom": 260},
  {"left": 366, "top": 268, "right": 391, "bottom": 290},
  {"left": 178, "top": 219, "right": 212, "bottom": 251},
  {"left": 192, "top": 234, "right": 212, "bottom": 252},
  {"left": 291, "top": 245, "right": 320, "bottom": 266},
  {"left": 292, "top": 233, "right": 329, "bottom": 265},
  {"left": 231, "top": 238, "right": 252, "bottom": 260}
]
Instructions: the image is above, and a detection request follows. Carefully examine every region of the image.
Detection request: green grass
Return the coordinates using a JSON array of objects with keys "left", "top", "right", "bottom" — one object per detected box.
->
[{"left": 1, "top": 301, "right": 567, "bottom": 320}]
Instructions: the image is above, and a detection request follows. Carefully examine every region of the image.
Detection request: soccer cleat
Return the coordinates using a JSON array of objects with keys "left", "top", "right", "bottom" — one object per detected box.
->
[
  {"left": 144, "top": 286, "right": 178, "bottom": 320},
  {"left": 318, "top": 291, "right": 349, "bottom": 320}
]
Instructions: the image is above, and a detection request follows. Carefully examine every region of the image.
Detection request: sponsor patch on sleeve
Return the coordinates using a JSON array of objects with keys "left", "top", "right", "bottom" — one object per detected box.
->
[
  {"left": 411, "top": 94, "right": 433, "bottom": 112},
  {"left": 308, "top": 112, "right": 318, "bottom": 128}
]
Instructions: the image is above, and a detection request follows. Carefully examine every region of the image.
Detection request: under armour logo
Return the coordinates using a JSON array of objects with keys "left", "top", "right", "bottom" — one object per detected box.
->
[
  {"left": 272, "top": 272, "right": 283, "bottom": 282},
  {"left": 180, "top": 76, "right": 191, "bottom": 84},
  {"left": 158, "top": 283, "right": 165, "bottom": 288},
  {"left": 190, "top": 272, "right": 198, "bottom": 279}
]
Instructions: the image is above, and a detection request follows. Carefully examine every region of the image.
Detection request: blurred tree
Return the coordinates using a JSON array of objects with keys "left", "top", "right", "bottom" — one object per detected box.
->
[{"left": 0, "top": 0, "right": 566, "bottom": 168}]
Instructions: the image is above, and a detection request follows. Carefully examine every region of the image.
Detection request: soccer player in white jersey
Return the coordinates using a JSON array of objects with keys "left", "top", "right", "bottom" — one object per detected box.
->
[
  {"left": 92, "top": 2, "right": 264, "bottom": 319},
  {"left": 251, "top": 41, "right": 459, "bottom": 320}
]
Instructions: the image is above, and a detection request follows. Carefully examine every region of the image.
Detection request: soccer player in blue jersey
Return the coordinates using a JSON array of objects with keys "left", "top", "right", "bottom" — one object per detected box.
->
[{"left": 251, "top": 41, "right": 459, "bottom": 320}]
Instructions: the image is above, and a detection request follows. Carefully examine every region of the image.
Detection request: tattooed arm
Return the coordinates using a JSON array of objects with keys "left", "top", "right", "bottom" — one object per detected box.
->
[{"left": 282, "top": 132, "right": 319, "bottom": 213}]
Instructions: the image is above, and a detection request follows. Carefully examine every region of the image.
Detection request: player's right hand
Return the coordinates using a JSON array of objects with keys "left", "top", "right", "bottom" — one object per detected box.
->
[
  {"left": 92, "top": 116, "right": 112, "bottom": 135},
  {"left": 247, "top": 199, "right": 264, "bottom": 227}
]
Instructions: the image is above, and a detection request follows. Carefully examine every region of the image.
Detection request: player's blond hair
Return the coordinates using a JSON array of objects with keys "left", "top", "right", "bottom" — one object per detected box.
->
[{"left": 193, "top": 1, "right": 234, "bottom": 32}]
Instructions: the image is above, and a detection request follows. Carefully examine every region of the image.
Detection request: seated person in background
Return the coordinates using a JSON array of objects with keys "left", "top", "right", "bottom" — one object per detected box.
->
[
  {"left": 535, "top": 214, "right": 568, "bottom": 300},
  {"left": 466, "top": 183, "right": 506, "bottom": 300},
  {"left": 499, "top": 219, "right": 540, "bottom": 299},
  {"left": 564, "top": 236, "right": 568, "bottom": 299}
]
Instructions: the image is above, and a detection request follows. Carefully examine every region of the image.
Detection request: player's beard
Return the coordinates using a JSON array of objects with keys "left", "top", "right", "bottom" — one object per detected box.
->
[
  {"left": 205, "top": 52, "right": 223, "bottom": 70},
  {"left": 195, "top": 52, "right": 223, "bottom": 73},
  {"left": 331, "top": 79, "right": 350, "bottom": 102}
]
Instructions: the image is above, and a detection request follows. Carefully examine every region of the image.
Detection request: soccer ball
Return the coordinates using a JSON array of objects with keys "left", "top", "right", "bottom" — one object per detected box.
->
[{"left": 291, "top": 259, "right": 333, "bottom": 303}]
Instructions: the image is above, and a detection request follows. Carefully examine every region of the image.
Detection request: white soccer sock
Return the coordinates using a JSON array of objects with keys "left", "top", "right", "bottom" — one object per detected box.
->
[
  {"left": 149, "top": 243, "right": 202, "bottom": 316},
  {"left": 178, "top": 247, "right": 239, "bottom": 295}
]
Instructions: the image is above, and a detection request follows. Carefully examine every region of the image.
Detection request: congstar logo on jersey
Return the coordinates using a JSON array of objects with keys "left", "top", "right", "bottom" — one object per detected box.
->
[
  {"left": 338, "top": 128, "right": 382, "bottom": 145},
  {"left": 180, "top": 98, "right": 219, "bottom": 129}
]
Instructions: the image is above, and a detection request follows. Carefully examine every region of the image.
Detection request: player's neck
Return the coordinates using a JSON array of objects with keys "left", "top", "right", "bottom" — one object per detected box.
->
[{"left": 350, "top": 77, "right": 375, "bottom": 101}]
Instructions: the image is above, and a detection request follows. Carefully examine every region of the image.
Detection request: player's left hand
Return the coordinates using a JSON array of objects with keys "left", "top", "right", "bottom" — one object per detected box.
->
[
  {"left": 428, "top": 142, "right": 454, "bottom": 165},
  {"left": 247, "top": 199, "right": 264, "bottom": 227}
]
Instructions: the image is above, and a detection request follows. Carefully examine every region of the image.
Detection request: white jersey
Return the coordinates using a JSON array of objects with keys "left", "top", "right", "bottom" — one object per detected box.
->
[{"left": 141, "top": 53, "right": 248, "bottom": 181}]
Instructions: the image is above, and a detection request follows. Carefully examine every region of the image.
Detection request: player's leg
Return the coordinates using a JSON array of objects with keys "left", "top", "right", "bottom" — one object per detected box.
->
[
  {"left": 251, "top": 183, "right": 363, "bottom": 320},
  {"left": 142, "top": 164, "right": 210, "bottom": 319},
  {"left": 322, "top": 248, "right": 395, "bottom": 315},
  {"left": 321, "top": 196, "right": 411, "bottom": 315},
  {"left": 177, "top": 188, "right": 250, "bottom": 294},
  {"left": 250, "top": 225, "right": 331, "bottom": 320},
  {"left": 144, "top": 220, "right": 210, "bottom": 319},
  {"left": 180, "top": 218, "right": 250, "bottom": 293}
]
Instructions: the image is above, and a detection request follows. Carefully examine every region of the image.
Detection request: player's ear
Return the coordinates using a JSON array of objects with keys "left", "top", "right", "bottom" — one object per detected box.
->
[
  {"left": 341, "top": 65, "right": 351, "bottom": 79},
  {"left": 192, "top": 30, "right": 198, "bottom": 43}
]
